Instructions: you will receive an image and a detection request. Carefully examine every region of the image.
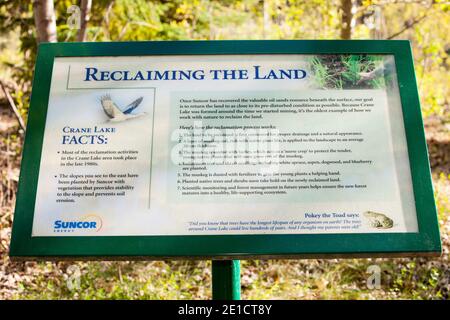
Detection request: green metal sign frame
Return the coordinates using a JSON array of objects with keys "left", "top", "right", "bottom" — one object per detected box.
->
[{"left": 10, "top": 40, "right": 441, "bottom": 260}]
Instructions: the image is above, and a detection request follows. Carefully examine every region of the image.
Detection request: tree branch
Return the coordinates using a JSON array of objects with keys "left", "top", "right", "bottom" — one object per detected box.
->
[{"left": 386, "top": 0, "right": 436, "bottom": 39}]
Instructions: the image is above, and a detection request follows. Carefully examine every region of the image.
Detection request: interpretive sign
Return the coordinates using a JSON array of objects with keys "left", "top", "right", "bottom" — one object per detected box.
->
[{"left": 10, "top": 40, "right": 441, "bottom": 259}]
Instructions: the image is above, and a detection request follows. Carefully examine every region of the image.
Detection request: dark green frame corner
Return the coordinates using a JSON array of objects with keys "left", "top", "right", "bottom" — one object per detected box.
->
[{"left": 9, "top": 40, "right": 441, "bottom": 260}]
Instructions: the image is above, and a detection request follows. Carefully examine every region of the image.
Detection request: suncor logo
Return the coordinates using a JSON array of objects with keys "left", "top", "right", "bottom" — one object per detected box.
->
[{"left": 53, "top": 214, "right": 103, "bottom": 233}]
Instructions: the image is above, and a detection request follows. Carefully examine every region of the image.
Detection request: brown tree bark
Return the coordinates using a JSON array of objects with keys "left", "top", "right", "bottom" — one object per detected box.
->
[
  {"left": 340, "top": 0, "right": 353, "bottom": 40},
  {"left": 77, "top": 0, "right": 92, "bottom": 42},
  {"left": 33, "top": 0, "right": 57, "bottom": 43}
]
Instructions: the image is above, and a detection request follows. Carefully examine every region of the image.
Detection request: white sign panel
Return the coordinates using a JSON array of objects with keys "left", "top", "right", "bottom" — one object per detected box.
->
[{"left": 31, "top": 54, "right": 418, "bottom": 236}]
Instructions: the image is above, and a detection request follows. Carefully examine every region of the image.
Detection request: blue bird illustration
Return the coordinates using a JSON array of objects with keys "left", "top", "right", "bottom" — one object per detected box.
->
[{"left": 100, "top": 94, "right": 146, "bottom": 122}]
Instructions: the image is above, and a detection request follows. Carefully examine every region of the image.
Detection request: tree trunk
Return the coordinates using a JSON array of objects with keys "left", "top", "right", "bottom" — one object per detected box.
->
[
  {"left": 340, "top": 0, "right": 353, "bottom": 40},
  {"left": 77, "top": 0, "right": 92, "bottom": 42},
  {"left": 33, "top": 0, "right": 57, "bottom": 43}
]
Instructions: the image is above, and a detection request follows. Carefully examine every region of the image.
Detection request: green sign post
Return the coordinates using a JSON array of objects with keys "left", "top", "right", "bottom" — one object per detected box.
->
[
  {"left": 212, "top": 260, "right": 241, "bottom": 300},
  {"left": 10, "top": 40, "right": 441, "bottom": 299}
]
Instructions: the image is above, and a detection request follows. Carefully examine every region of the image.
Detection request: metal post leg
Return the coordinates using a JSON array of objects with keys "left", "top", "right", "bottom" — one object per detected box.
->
[{"left": 211, "top": 260, "right": 241, "bottom": 300}]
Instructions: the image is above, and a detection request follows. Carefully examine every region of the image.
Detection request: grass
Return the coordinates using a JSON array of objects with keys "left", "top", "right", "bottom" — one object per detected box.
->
[
  {"left": 0, "top": 134, "right": 448, "bottom": 300},
  {"left": 309, "top": 55, "right": 387, "bottom": 90}
]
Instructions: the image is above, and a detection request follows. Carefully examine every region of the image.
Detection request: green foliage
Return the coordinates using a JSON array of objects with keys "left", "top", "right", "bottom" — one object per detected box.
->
[{"left": 435, "top": 172, "right": 450, "bottom": 223}]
